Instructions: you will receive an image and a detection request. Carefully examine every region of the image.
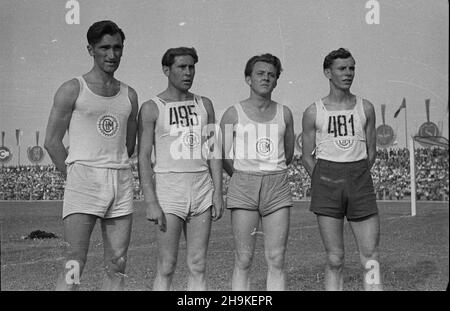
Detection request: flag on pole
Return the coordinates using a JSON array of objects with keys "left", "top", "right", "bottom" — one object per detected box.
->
[{"left": 394, "top": 98, "right": 406, "bottom": 118}]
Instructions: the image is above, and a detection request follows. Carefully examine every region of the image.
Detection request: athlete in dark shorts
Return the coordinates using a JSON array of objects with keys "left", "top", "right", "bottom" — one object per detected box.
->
[
  {"left": 310, "top": 158, "right": 378, "bottom": 221},
  {"left": 302, "top": 48, "right": 382, "bottom": 290}
]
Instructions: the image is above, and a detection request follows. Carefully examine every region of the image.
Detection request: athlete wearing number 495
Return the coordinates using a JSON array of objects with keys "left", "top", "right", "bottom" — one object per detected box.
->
[
  {"left": 138, "top": 47, "right": 223, "bottom": 291},
  {"left": 302, "top": 48, "right": 382, "bottom": 291}
]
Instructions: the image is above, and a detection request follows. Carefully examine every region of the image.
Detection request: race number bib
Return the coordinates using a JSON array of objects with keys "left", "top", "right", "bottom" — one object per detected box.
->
[{"left": 328, "top": 114, "right": 356, "bottom": 150}]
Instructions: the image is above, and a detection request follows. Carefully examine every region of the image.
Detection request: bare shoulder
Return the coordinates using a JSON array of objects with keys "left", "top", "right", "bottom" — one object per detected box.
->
[
  {"left": 361, "top": 98, "right": 375, "bottom": 116},
  {"left": 220, "top": 105, "right": 238, "bottom": 125},
  {"left": 201, "top": 96, "right": 214, "bottom": 111},
  {"left": 302, "top": 102, "right": 317, "bottom": 131},
  {"left": 303, "top": 102, "right": 317, "bottom": 117},
  {"left": 56, "top": 78, "right": 80, "bottom": 99},
  {"left": 127, "top": 86, "right": 138, "bottom": 102},
  {"left": 127, "top": 86, "right": 139, "bottom": 117},
  {"left": 282, "top": 104, "right": 293, "bottom": 123},
  {"left": 282, "top": 104, "right": 293, "bottom": 116},
  {"left": 53, "top": 78, "right": 80, "bottom": 110},
  {"left": 139, "top": 99, "right": 159, "bottom": 122},
  {"left": 200, "top": 96, "right": 213, "bottom": 105}
]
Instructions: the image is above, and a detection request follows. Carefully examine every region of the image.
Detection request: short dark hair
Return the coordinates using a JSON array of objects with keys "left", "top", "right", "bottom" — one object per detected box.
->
[
  {"left": 244, "top": 54, "right": 283, "bottom": 79},
  {"left": 323, "top": 48, "right": 353, "bottom": 70},
  {"left": 161, "top": 47, "right": 198, "bottom": 67},
  {"left": 87, "top": 20, "right": 125, "bottom": 46}
]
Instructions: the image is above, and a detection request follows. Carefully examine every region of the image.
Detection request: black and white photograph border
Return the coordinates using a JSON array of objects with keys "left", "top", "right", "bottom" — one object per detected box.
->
[{"left": 0, "top": 0, "right": 448, "bottom": 297}]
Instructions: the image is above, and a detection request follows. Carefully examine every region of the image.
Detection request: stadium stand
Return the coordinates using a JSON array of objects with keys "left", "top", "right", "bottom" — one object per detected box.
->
[{"left": 0, "top": 147, "right": 448, "bottom": 201}]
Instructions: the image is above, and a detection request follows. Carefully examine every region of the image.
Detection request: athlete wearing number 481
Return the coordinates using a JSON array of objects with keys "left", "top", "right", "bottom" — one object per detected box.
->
[{"left": 302, "top": 48, "right": 382, "bottom": 291}]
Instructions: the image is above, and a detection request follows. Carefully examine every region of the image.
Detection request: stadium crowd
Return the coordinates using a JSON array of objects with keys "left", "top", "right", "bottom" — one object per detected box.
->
[
  {"left": 1, "top": 147, "right": 448, "bottom": 201},
  {"left": 0, "top": 165, "right": 65, "bottom": 200}
]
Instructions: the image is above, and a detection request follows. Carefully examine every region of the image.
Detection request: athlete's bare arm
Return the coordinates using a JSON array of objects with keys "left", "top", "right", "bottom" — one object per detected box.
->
[
  {"left": 283, "top": 105, "right": 295, "bottom": 166},
  {"left": 44, "top": 79, "right": 79, "bottom": 176},
  {"left": 203, "top": 96, "right": 224, "bottom": 221},
  {"left": 301, "top": 103, "right": 317, "bottom": 177},
  {"left": 126, "top": 87, "right": 139, "bottom": 158},
  {"left": 363, "top": 99, "right": 377, "bottom": 169},
  {"left": 138, "top": 100, "right": 166, "bottom": 232},
  {"left": 220, "top": 106, "right": 238, "bottom": 177}
]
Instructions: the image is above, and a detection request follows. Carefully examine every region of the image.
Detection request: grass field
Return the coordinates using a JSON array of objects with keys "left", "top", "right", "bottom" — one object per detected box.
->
[{"left": 1, "top": 201, "right": 448, "bottom": 291}]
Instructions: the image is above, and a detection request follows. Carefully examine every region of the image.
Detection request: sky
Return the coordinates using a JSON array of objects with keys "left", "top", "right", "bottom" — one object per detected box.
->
[{"left": 0, "top": 0, "right": 448, "bottom": 165}]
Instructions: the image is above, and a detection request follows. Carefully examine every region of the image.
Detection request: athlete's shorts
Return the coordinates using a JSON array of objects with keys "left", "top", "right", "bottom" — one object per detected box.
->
[
  {"left": 226, "top": 170, "right": 293, "bottom": 216},
  {"left": 310, "top": 159, "right": 378, "bottom": 221},
  {"left": 63, "top": 163, "right": 134, "bottom": 219},
  {"left": 154, "top": 170, "right": 213, "bottom": 221}
]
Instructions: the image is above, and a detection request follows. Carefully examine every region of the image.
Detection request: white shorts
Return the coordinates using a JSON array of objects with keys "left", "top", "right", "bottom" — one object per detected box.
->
[
  {"left": 63, "top": 163, "right": 134, "bottom": 219},
  {"left": 155, "top": 170, "right": 213, "bottom": 221}
]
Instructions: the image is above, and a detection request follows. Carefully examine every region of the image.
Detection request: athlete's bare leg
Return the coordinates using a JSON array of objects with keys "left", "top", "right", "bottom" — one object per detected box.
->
[
  {"left": 55, "top": 213, "right": 97, "bottom": 291},
  {"left": 261, "top": 207, "right": 290, "bottom": 291},
  {"left": 317, "top": 215, "right": 345, "bottom": 291},
  {"left": 184, "top": 208, "right": 212, "bottom": 291},
  {"left": 349, "top": 214, "right": 382, "bottom": 291},
  {"left": 100, "top": 214, "right": 133, "bottom": 291},
  {"left": 231, "top": 209, "right": 260, "bottom": 291},
  {"left": 153, "top": 214, "right": 183, "bottom": 291}
]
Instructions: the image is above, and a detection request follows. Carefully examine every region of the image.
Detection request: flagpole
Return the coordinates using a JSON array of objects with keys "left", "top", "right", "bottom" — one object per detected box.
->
[{"left": 404, "top": 102, "right": 408, "bottom": 148}]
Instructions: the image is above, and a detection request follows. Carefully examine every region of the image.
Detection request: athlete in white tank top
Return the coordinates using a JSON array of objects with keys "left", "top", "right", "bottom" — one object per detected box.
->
[
  {"left": 44, "top": 21, "right": 139, "bottom": 291},
  {"left": 232, "top": 102, "right": 288, "bottom": 172},
  {"left": 65, "top": 76, "right": 132, "bottom": 168},
  {"left": 138, "top": 48, "right": 224, "bottom": 291},
  {"left": 220, "top": 54, "right": 295, "bottom": 291},
  {"left": 152, "top": 94, "right": 209, "bottom": 173},
  {"left": 314, "top": 96, "right": 367, "bottom": 162}
]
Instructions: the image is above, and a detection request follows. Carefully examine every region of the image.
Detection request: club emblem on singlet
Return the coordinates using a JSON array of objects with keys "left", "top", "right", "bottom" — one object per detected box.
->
[
  {"left": 182, "top": 130, "right": 200, "bottom": 149},
  {"left": 97, "top": 114, "right": 119, "bottom": 138},
  {"left": 256, "top": 137, "right": 274, "bottom": 157},
  {"left": 334, "top": 139, "right": 355, "bottom": 150}
]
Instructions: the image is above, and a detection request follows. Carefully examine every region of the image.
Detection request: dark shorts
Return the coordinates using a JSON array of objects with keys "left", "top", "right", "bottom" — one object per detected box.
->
[{"left": 310, "top": 159, "right": 378, "bottom": 221}]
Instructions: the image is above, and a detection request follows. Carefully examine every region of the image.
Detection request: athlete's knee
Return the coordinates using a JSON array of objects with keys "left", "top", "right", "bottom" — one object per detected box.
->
[
  {"left": 158, "top": 256, "right": 177, "bottom": 277},
  {"left": 265, "top": 247, "right": 286, "bottom": 270},
  {"left": 326, "top": 252, "right": 345, "bottom": 270},
  {"left": 235, "top": 251, "right": 254, "bottom": 271},
  {"left": 187, "top": 253, "right": 207, "bottom": 275}
]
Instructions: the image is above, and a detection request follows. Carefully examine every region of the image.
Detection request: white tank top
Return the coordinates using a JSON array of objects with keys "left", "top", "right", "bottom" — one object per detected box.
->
[
  {"left": 233, "top": 102, "right": 287, "bottom": 172},
  {"left": 314, "top": 96, "right": 367, "bottom": 162},
  {"left": 152, "top": 95, "right": 209, "bottom": 173},
  {"left": 65, "top": 76, "right": 131, "bottom": 169}
]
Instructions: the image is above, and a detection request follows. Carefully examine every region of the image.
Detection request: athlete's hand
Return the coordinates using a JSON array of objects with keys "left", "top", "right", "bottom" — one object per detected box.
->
[
  {"left": 146, "top": 203, "right": 167, "bottom": 232},
  {"left": 211, "top": 191, "right": 224, "bottom": 221}
]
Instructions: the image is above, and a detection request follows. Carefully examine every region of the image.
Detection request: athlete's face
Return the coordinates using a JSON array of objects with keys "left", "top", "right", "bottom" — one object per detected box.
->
[
  {"left": 325, "top": 57, "right": 355, "bottom": 90},
  {"left": 246, "top": 61, "right": 278, "bottom": 96},
  {"left": 88, "top": 33, "right": 123, "bottom": 74},
  {"left": 165, "top": 55, "right": 196, "bottom": 91}
]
